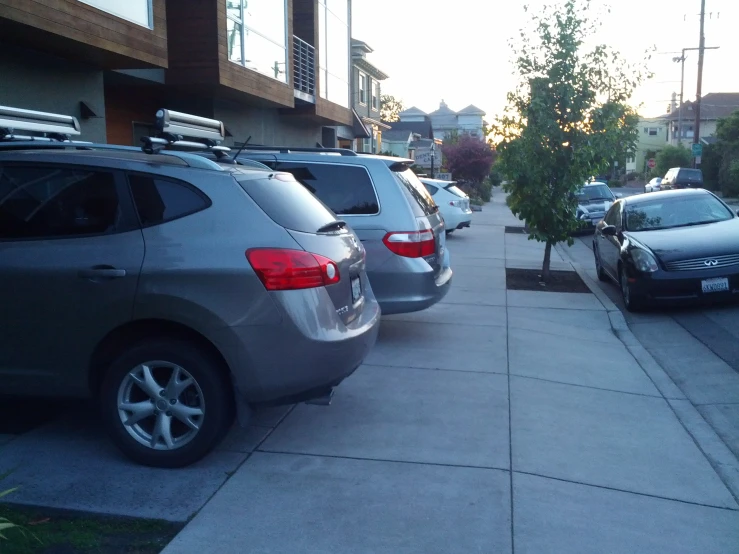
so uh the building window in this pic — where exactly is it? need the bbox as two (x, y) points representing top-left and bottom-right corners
(358, 72), (367, 104)
(78, 0), (152, 28)
(318, 0), (350, 108)
(226, 0), (288, 84)
(372, 82), (380, 110)
(647, 127), (659, 136)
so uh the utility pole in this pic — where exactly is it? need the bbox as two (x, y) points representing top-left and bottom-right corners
(693, 0), (706, 168)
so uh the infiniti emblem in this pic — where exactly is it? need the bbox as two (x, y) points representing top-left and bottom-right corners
(704, 259), (719, 267)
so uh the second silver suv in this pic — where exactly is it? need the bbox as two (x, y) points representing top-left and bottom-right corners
(230, 148), (454, 314)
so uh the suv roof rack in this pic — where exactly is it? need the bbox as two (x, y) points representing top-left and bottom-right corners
(141, 109), (231, 159)
(236, 145), (358, 156)
(0, 105), (82, 142)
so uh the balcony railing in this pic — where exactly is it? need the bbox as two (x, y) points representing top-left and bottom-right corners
(293, 35), (315, 98)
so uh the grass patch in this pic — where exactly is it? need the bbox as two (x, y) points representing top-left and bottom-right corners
(0, 504), (181, 554)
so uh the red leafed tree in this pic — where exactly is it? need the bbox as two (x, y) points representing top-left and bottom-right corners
(441, 134), (496, 183)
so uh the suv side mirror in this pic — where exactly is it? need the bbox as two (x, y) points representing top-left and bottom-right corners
(614, 192), (623, 198)
(601, 224), (618, 236)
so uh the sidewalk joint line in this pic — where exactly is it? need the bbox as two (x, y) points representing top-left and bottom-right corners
(381, 318), (507, 330)
(253, 449), (511, 473)
(362, 362), (508, 377)
(504, 206), (516, 554)
(509, 373), (664, 399)
(514, 470), (739, 512)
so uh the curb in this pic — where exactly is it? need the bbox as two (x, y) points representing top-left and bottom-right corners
(556, 243), (739, 505)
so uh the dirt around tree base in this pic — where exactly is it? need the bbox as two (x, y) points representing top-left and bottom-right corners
(505, 268), (591, 293)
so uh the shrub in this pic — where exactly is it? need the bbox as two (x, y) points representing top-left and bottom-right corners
(608, 179), (622, 188)
(655, 145), (692, 176)
(626, 172), (637, 181)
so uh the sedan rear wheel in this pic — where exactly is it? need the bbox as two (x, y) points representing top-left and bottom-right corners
(100, 339), (234, 468)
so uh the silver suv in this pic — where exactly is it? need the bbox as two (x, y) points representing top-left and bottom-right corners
(0, 107), (380, 467)
(228, 148), (453, 314)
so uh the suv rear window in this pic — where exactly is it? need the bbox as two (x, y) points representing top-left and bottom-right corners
(446, 185), (466, 198)
(679, 169), (703, 181)
(234, 172), (341, 233)
(271, 162), (379, 215)
(393, 168), (438, 217)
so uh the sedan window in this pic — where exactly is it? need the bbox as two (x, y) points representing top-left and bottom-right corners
(576, 184), (614, 202)
(625, 194), (734, 231)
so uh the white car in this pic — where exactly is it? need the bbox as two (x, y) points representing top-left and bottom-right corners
(420, 178), (473, 234)
(644, 177), (662, 193)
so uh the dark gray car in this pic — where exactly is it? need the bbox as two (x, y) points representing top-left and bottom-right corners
(0, 107), (380, 467)
(226, 148), (453, 314)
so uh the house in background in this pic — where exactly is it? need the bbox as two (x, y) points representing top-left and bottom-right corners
(386, 107), (435, 141)
(662, 92), (739, 147)
(381, 129), (420, 158)
(0, 0), (356, 148)
(348, 38), (389, 153)
(395, 101), (486, 142)
(625, 118), (669, 174)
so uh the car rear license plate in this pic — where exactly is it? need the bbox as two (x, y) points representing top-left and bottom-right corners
(351, 276), (362, 303)
(701, 277), (729, 294)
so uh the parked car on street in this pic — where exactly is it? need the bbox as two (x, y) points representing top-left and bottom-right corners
(644, 177), (662, 193)
(0, 106), (381, 468)
(593, 188), (739, 311)
(574, 181), (623, 232)
(222, 148), (453, 315)
(419, 177), (472, 234)
(660, 167), (704, 190)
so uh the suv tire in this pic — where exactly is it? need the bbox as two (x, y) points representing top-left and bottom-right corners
(100, 338), (233, 468)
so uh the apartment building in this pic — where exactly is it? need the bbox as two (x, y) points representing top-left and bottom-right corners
(0, 0), (354, 147)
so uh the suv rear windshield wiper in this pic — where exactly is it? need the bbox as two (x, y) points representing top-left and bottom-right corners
(317, 220), (347, 233)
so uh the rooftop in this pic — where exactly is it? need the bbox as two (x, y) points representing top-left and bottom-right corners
(662, 92), (739, 122)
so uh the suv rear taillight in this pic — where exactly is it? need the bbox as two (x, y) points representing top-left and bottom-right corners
(382, 230), (435, 258)
(246, 248), (340, 290)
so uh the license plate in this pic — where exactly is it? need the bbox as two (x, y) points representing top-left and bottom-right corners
(701, 277), (729, 294)
(351, 276), (362, 303)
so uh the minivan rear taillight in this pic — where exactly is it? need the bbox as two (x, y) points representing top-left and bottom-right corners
(246, 248), (340, 290)
(382, 230), (435, 258)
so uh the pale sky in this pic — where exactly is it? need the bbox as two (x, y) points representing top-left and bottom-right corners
(352, 0), (738, 121)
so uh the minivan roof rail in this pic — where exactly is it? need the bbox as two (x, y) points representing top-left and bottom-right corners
(0, 105), (81, 142)
(235, 145), (358, 156)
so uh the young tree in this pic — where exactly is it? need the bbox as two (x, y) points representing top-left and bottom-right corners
(442, 134), (496, 184)
(380, 95), (404, 122)
(495, 0), (648, 282)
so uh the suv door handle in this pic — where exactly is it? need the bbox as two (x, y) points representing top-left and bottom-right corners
(78, 266), (127, 279)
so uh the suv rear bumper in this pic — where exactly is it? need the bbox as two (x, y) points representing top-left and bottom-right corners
(210, 285), (381, 404)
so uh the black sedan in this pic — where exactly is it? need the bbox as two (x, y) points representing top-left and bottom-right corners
(592, 188), (739, 311)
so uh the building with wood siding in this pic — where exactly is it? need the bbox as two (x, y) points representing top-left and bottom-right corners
(0, 0), (355, 147)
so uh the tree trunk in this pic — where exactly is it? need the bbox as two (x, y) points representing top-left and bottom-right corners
(541, 242), (552, 283)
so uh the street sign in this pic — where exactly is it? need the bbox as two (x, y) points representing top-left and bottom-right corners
(647, 158), (656, 169)
(692, 143), (703, 157)
(695, 156), (702, 165)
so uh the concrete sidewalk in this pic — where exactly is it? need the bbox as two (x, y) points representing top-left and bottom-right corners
(156, 192), (738, 553)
